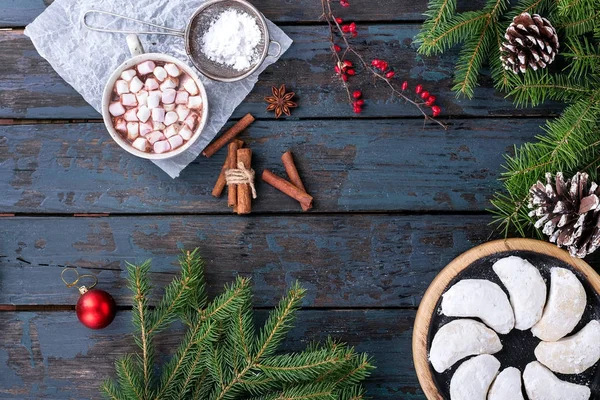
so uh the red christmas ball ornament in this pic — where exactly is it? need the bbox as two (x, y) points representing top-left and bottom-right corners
(62, 268), (116, 329)
(76, 287), (116, 329)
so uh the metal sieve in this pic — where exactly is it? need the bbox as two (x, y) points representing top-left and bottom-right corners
(83, 0), (281, 82)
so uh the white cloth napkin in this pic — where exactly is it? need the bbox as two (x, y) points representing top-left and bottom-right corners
(25, 0), (292, 178)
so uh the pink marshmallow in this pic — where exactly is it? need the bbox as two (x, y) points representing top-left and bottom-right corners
(153, 66), (167, 82)
(114, 117), (127, 133)
(136, 90), (149, 106)
(165, 124), (180, 138)
(115, 79), (129, 95)
(146, 131), (165, 144)
(153, 140), (171, 154)
(137, 60), (156, 75)
(162, 88), (177, 104)
(121, 69), (137, 82)
(139, 122), (153, 136)
(164, 103), (176, 112)
(132, 137), (148, 152)
(124, 108), (139, 122)
(184, 114), (197, 130)
(168, 135), (184, 150)
(164, 111), (179, 126)
(187, 96), (203, 109)
(152, 107), (165, 122)
(126, 122), (139, 141)
(165, 63), (181, 77)
(137, 105), (151, 123)
(121, 93), (137, 107)
(179, 125), (193, 140)
(181, 74), (199, 95)
(160, 77), (178, 91)
(148, 91), (162, 109)
(175, 91), (189, 105)
(129, 76), (144, 93)
(145, 78), (159, 91)
(153, 121), (166, 131)
(109, 102), (126, 117)
(176, 105), (190, 121)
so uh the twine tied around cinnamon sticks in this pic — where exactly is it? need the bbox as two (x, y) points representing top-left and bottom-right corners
(225, 162), (257, 199)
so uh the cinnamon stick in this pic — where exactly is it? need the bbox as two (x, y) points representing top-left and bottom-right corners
(262, 170), (313, 211)
(227, 141), (244, 208)
(212, 140), (244, 198)
(202, 113), (255, 158)
(236, 148), (253, 214)
(281, 151), (311, 211)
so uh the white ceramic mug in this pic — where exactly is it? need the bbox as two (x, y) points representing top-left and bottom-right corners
(101, 34), (209, 160)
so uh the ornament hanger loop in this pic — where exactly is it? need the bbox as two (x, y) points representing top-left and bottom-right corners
(61, 267), (98, 290)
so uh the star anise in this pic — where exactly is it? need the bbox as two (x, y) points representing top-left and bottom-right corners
(265, 84), (297, 118)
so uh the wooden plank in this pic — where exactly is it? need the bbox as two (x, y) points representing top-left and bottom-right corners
(0, 118), (535, 213)
(0, 0), (490, 27)
(0, 26), (563, 120)
(0, 309), (422, 399)
(0, 214), (499, 308)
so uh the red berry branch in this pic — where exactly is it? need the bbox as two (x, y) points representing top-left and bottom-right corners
(321, 0), (446, 128)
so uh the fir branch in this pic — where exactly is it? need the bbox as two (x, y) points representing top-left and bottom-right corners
(256, 349), (348, 383)
(127, 261), (154, 399)
(113, 354), (144, 400)
(506, 71), (591, 107)
(414, 0), (457, 49)
(563, 37), (600, 79)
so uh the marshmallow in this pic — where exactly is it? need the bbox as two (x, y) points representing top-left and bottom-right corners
(181, 74), (199, 95)
(126, 122), (139, 140)
(121, 69), (137, 82)
(153, 140), (171, 154)
(184, 114), (197, 130)
(168, 135), (184, 150)
(121, 93), (137, 107)
(164, 103), (176, 112)
(124, 108), (139, 122)
(165, 63), (181, 77)
(153, 66), (168, 82)
(136, 90), (149, 106)
(152, 107), (165, 122)
(115, 80), (129, 95)
(139, 122), (153, 137)
(137, 106), (151, 123)
(137, 60), (156, 75)
(175, 91), (189, 105)
(132, 137), (148, 152)
(164, 111), (179, 126)
(129, 76), (144, 93)
(145, 78), (159, 91)
(165, 124), (180, 138)
(153, 121), (166, 131)
(160, 77), (178, 91)
(179, 125), (193, 140)
(176, 105), (190, 121)
(114, 118), (127, 133)
(148, 91), (162, 109)
(146, 131), (165, 144)
(188, 96), (203, 109)
(109, 102), (126, 117)
(162, 89), (177, 104)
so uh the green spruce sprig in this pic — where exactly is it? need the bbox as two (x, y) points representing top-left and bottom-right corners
(101, 249), (374, 400)
(418, 0), (600, 237)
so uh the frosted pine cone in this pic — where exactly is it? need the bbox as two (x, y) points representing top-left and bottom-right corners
(500, 12), (559, 74)
(529, 172), (600, 258)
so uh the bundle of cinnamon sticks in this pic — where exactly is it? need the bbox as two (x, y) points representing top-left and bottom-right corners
(208, 113), (255, 214)
(207, 112), (313, 213)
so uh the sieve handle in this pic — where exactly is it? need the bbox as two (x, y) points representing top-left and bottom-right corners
(267, 40), (282, 59)
(82, 10), (185, 37)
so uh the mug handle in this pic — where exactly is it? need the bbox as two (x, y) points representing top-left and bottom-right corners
(127, 34), (145, 57)
(267, 40), (282, 59)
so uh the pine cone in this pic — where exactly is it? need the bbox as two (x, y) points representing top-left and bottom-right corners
(529, 172), (600, 258)
(500, 12), (559, 74)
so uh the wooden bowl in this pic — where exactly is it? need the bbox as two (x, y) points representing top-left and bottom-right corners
(412, 238), (600, 400)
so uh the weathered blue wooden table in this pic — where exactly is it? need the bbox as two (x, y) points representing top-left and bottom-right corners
(0, 1), (578, 398)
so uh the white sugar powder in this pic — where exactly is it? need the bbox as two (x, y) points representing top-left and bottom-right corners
(201, 10), (261, 71)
